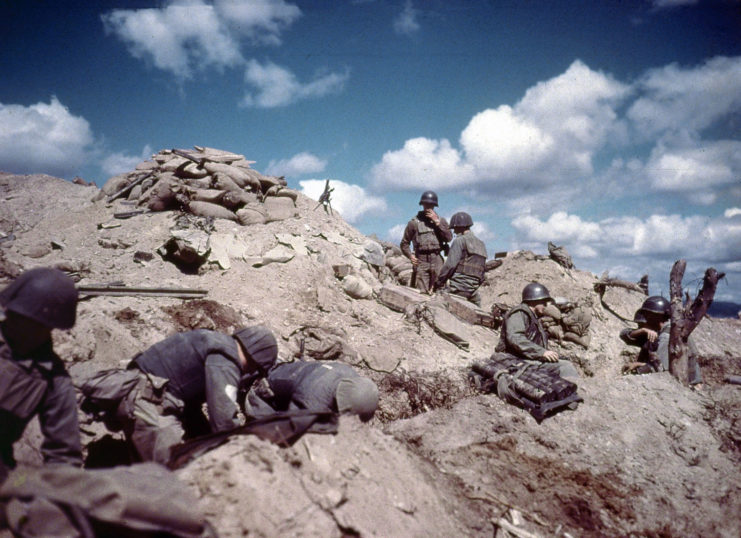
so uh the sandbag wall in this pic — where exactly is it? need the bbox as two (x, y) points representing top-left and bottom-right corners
(96, 146), (299, 225)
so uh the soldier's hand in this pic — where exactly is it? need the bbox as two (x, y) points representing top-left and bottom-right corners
(542, 350), (559, 362)
(642, 328), (658, 343)
(424, 208), (440, 225)
(410, 255), (419, 266)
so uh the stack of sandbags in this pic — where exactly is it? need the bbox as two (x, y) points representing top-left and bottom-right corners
(382, 244), (413, 286)
(539, 300), (592, 349)
(96, 146), (299, 225)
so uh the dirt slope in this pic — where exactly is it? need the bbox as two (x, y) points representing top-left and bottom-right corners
(1, 171), (740, 537)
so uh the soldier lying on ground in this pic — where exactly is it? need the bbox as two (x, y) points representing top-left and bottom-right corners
(247, 360), (379, 431)
(620, 296), (702, 387)
(495, 282), (579, 379)
(81, 325), (278, 464)
(400, 190), (452, 294)
(0, 268), (83, 482)
(432, 211), (487, 306)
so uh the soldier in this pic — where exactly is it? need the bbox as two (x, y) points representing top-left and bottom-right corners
(620, 296), (702, 386)
(81, 325), (278, 464)
(496, 282), (579, 378)
(432, 211), (487, 305)
(248, 360), (379, 425)
(0, 268), (82, 481)
(400, 191), (453, 293)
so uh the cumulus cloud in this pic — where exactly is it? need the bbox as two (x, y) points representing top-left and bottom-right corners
(627, 56), (741, 137)
(241, 60), (349, 107)
(650, 0), (699, 9)
(101, 1), (244, 79)
(371, 137), (475, 190)
(299, 179), (386, 223)
(214, 0), (301, 44)
(101, 145), (153, 177)
(386, 223), (406, 243)
(371, 60), (629, 193)
(393, 1), (420, 35)
(264, 152), (327, 177)
(725, 208), (741, 218)
(512, 211), (741, 265)
(0, 97), (94, 178)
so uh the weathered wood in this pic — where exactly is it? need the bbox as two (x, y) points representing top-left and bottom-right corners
(668, 261), (724, 385)
(593, 278), (644, 294)
(377, 284), (428, 312)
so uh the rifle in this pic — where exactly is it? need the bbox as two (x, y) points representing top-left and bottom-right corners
(167, 409), (337, 469)
(77, 284), (208, 299)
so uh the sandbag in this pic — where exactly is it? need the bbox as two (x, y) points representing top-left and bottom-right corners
(203, 162), (261, 191)
(237, 206), (267, 225)
(342, 275), (373, 299)
(264, 197), (298, 222)
(187, 200), (239, 222)
(186, 188), (225, 205)
(212, 173), (243, 193)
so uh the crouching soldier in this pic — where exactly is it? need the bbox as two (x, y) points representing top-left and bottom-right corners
(0, 268), (82, 482)
(620, 296), (702, 386)
(81, 325), (278, 464)
(496, 282), (579, 379)
(432, 211), (487, 305)
(248, 361), (379, 429)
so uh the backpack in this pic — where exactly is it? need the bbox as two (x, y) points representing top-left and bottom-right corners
(470, 353), (582, 423)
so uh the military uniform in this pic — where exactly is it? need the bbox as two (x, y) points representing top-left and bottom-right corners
(496, 303), (579, 378)
(434, 229), (487, 305)
(620, 323), (702, 384)
(400, 212), (452, 293)
(0, 333), (82, 479)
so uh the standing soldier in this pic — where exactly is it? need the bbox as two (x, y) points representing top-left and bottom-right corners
(400, 191), (452, 293)
(0, 268), (82, 482)
(433, 211), (487, 306)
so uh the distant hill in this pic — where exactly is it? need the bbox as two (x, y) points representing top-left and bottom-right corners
(708, 301), (741, 318)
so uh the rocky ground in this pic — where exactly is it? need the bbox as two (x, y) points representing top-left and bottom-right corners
(1, 170), (740, 537)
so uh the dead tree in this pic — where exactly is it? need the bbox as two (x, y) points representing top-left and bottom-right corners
(668, 260), (724, 385)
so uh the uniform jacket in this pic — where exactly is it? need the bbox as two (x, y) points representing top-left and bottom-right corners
(0, 330), (82, 470)
(267, 361), (360, 413)
(495, 304), (549, 361)
(130, 329), (243, 432)
(400, 212), (452, 258)
(434, 230), (487, 289)
(620, 323), (702, 383)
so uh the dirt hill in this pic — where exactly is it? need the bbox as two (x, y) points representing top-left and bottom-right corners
(1, 168), (740, 537)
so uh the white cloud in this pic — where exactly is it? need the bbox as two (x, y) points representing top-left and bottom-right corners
(101, 145), (154, 177)
(102, 1), (244, 79)
(241, 60), (349, 107)
(386, 223), (406, 243)
(471, 221), (495, 242)
(650, 0), (699, 9)
(725, 208), (741, 218)
(0, 97), (94, 178)
(265, 152), (327, 177)
(299, 179), (387, 223)
(371, 60), (629, 193)
(627, 56), (741, 137)
(370, 137), (475, 190)
(214, 0), (301, 45)
(393, 1), (420, 35)
(512, 211), (741, 265)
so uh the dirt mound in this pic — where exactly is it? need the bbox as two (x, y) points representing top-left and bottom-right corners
(2, 169), (740, 537)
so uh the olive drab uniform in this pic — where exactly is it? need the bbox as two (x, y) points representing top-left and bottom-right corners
(434, 230), (487, 305)
(400, 212), (452, 293)
(496, 303), (579, 378)
(0, 334), (83, 480)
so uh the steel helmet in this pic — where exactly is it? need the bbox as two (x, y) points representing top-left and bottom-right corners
(522, 282), (552, 303)
(639, 296), (670, 317)
(335, 376), (379, 422)
(450, 212), (473, 228)
(233, 325), (278, 374)
(0, 267), (78, 329)
(633, 310), (648, 324)
(418, 191), (439, 207)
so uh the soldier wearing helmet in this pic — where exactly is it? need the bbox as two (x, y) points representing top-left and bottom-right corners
(495, 282), (579, 378)
(81, 324), (278, 464)
(620, 296), (702, 385)
(246, 360), (379, 429)
(0, 268), (82, 479)
(399, 191), (452, 293)
(432, 212), (487, 305)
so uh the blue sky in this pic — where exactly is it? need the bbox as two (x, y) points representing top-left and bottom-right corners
(1, 0), (740, 301)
